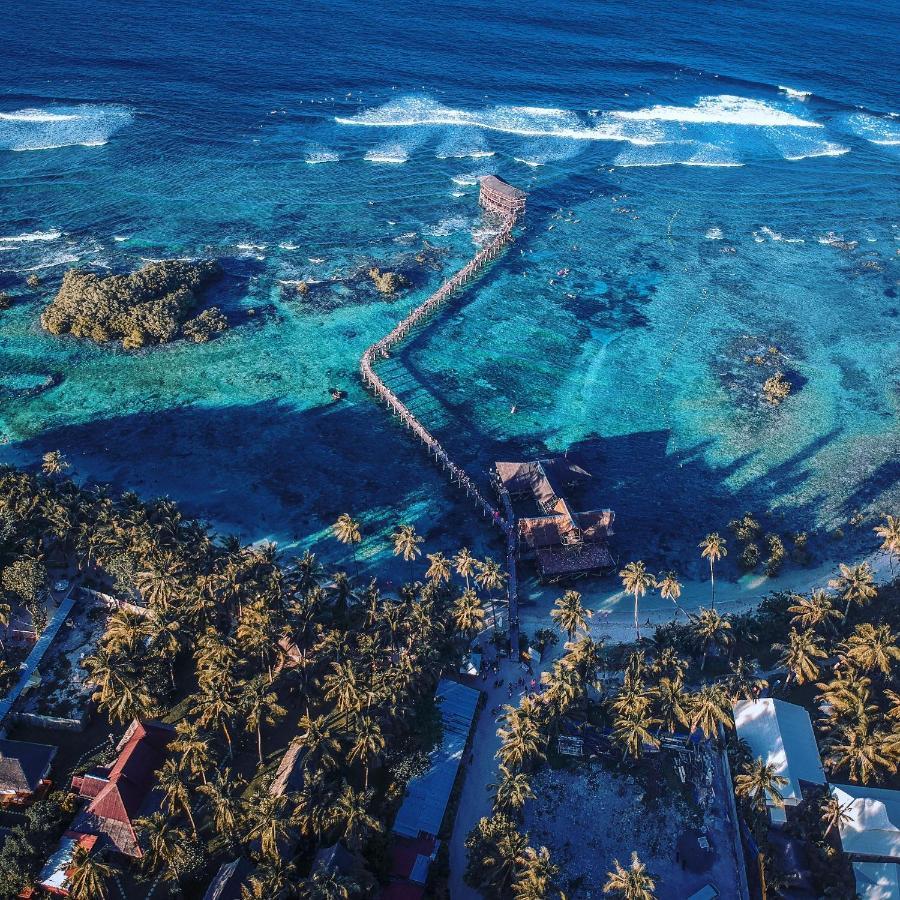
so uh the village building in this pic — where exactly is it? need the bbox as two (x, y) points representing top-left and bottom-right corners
(68, 719), (175, 857)
(494, 458), (615, 580)
(0, 738), (57, 804)
(478, 175), (527, 218)
(830, 783), (900, 862)
(385, 679), (479, 899)
(852, 860), (900, 900)
(732, 698), (826, 819)
(202, 857), (255, 900)
(37, 832), (98, 896)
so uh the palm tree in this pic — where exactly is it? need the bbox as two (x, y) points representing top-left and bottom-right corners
(513, 846), (557, 900)
(347, 715), (385, 790)
(453, 547), (478, 589)
(490, 765), (536, 815)
(452, 589), (486, 638)
(829, 562), (877, 618)
(840, 623), (900, 676)
(603, 852), (657, 899)
(66, 846), (115, 900)
(135, 813), (190, 884)
(874, 514), (900, 572)
(699, 533), (727, 607)
(475, 557), (507, 632)
(734, 757), (788, 813)
(825, 721), (897, 784)
(689, 684), (733, 742)
(244, 858), (299, 900)
(425, 552), (451, 585)
(653, 676), (689, 735)
(821, 792), (854, 838)
(41, 449), (70, 478)
(550, 590), (592, 642)
(329, 782), (382, 850)
(244, 791), (294, 861)
(332, 513), (362, 574)
(171, 720), (214, 785)
(158, 758), (199, 836)
(613, 709), (660, 760)
(191, 686), (237, 755)
(723, 657), (768, 701)
(657, 571), (683, 620)
(296, 714), (342, 773)
(689, 607), (733, 671)
(241, 676), (288, 765)
(196, 767), (246, 844)
(787, 589), (842, 632)
(619, 561), (655, 640)
(481, 820), (528, 896)
(775, 628), (828, 686)
(392, 524), (423, 562)
(496, 704), (546, 772)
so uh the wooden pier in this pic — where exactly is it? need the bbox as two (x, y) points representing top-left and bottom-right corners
(359, 176), (526, 652)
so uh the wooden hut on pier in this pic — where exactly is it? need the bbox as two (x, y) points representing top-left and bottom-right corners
(494, 458), (615, 581)
(479, 175), (527, 219)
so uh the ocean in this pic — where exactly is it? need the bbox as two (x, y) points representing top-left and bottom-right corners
(1, 0), (898, 581)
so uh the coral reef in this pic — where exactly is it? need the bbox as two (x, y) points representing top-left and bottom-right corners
(40, 259), (223, 349)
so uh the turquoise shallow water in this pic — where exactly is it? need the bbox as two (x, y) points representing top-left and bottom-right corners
(1, 0), (898, 578)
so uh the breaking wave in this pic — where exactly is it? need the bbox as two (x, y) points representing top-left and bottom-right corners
(609, 95), (821, 128)
(364, 144), (409, 163)
(305, 150), (340, 164)
(0, 104), (132, 152)
(0, 229), (61, 243)
(840, 113), (900, 146)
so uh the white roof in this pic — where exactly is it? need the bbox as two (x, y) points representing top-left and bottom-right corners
(854, 862), (900, 900)
(733, 699), (825, 803)
(832, 784), (900, 859)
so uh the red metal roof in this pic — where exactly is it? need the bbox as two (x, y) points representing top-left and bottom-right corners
(72, 719), (174, 856)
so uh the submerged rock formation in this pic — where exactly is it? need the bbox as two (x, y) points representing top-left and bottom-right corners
(41, 259), (224, 349)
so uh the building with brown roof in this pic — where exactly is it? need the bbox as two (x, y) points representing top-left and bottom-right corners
(495, 458), (615, 580)
(69, 719), (175, 857)
(0, 738), (57, 803)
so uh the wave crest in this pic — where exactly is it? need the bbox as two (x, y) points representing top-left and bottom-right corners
(0, 103), (132, 152)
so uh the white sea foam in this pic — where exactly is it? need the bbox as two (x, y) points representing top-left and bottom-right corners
(0, 229), (61, 243)
(427, 216), (469, 237)
(337, 95), (639, 143)
(451, 173), (480, 186)
(840, 113), (900, 146)
(236, 242), (268, 252)
(113, 235), (130, 242)
(755, 226), (805, 244)
(611, 95), (821, 128)
(778, 86), (811, 100)
(0, 104), (132, 152)
(279, 242), (301, 250)
(705, 227), (724, 240)
(783, 144), (849, 160)
(305, 150), (339, 164)
(514, 157), (542, 167)
(614, 140), (743, 168)
(0, 109), (79, 122)
(364, 144), (408, 163)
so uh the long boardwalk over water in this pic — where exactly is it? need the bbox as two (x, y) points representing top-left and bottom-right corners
(359, 176), (526, 651)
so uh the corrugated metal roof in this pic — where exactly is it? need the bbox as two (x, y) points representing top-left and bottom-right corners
(733, 698), (825, 804)
(392, 679), (479, 838)
(0, 592), (77, 727)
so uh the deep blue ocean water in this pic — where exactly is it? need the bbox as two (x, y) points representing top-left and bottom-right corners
(1, 0), (898, 578)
